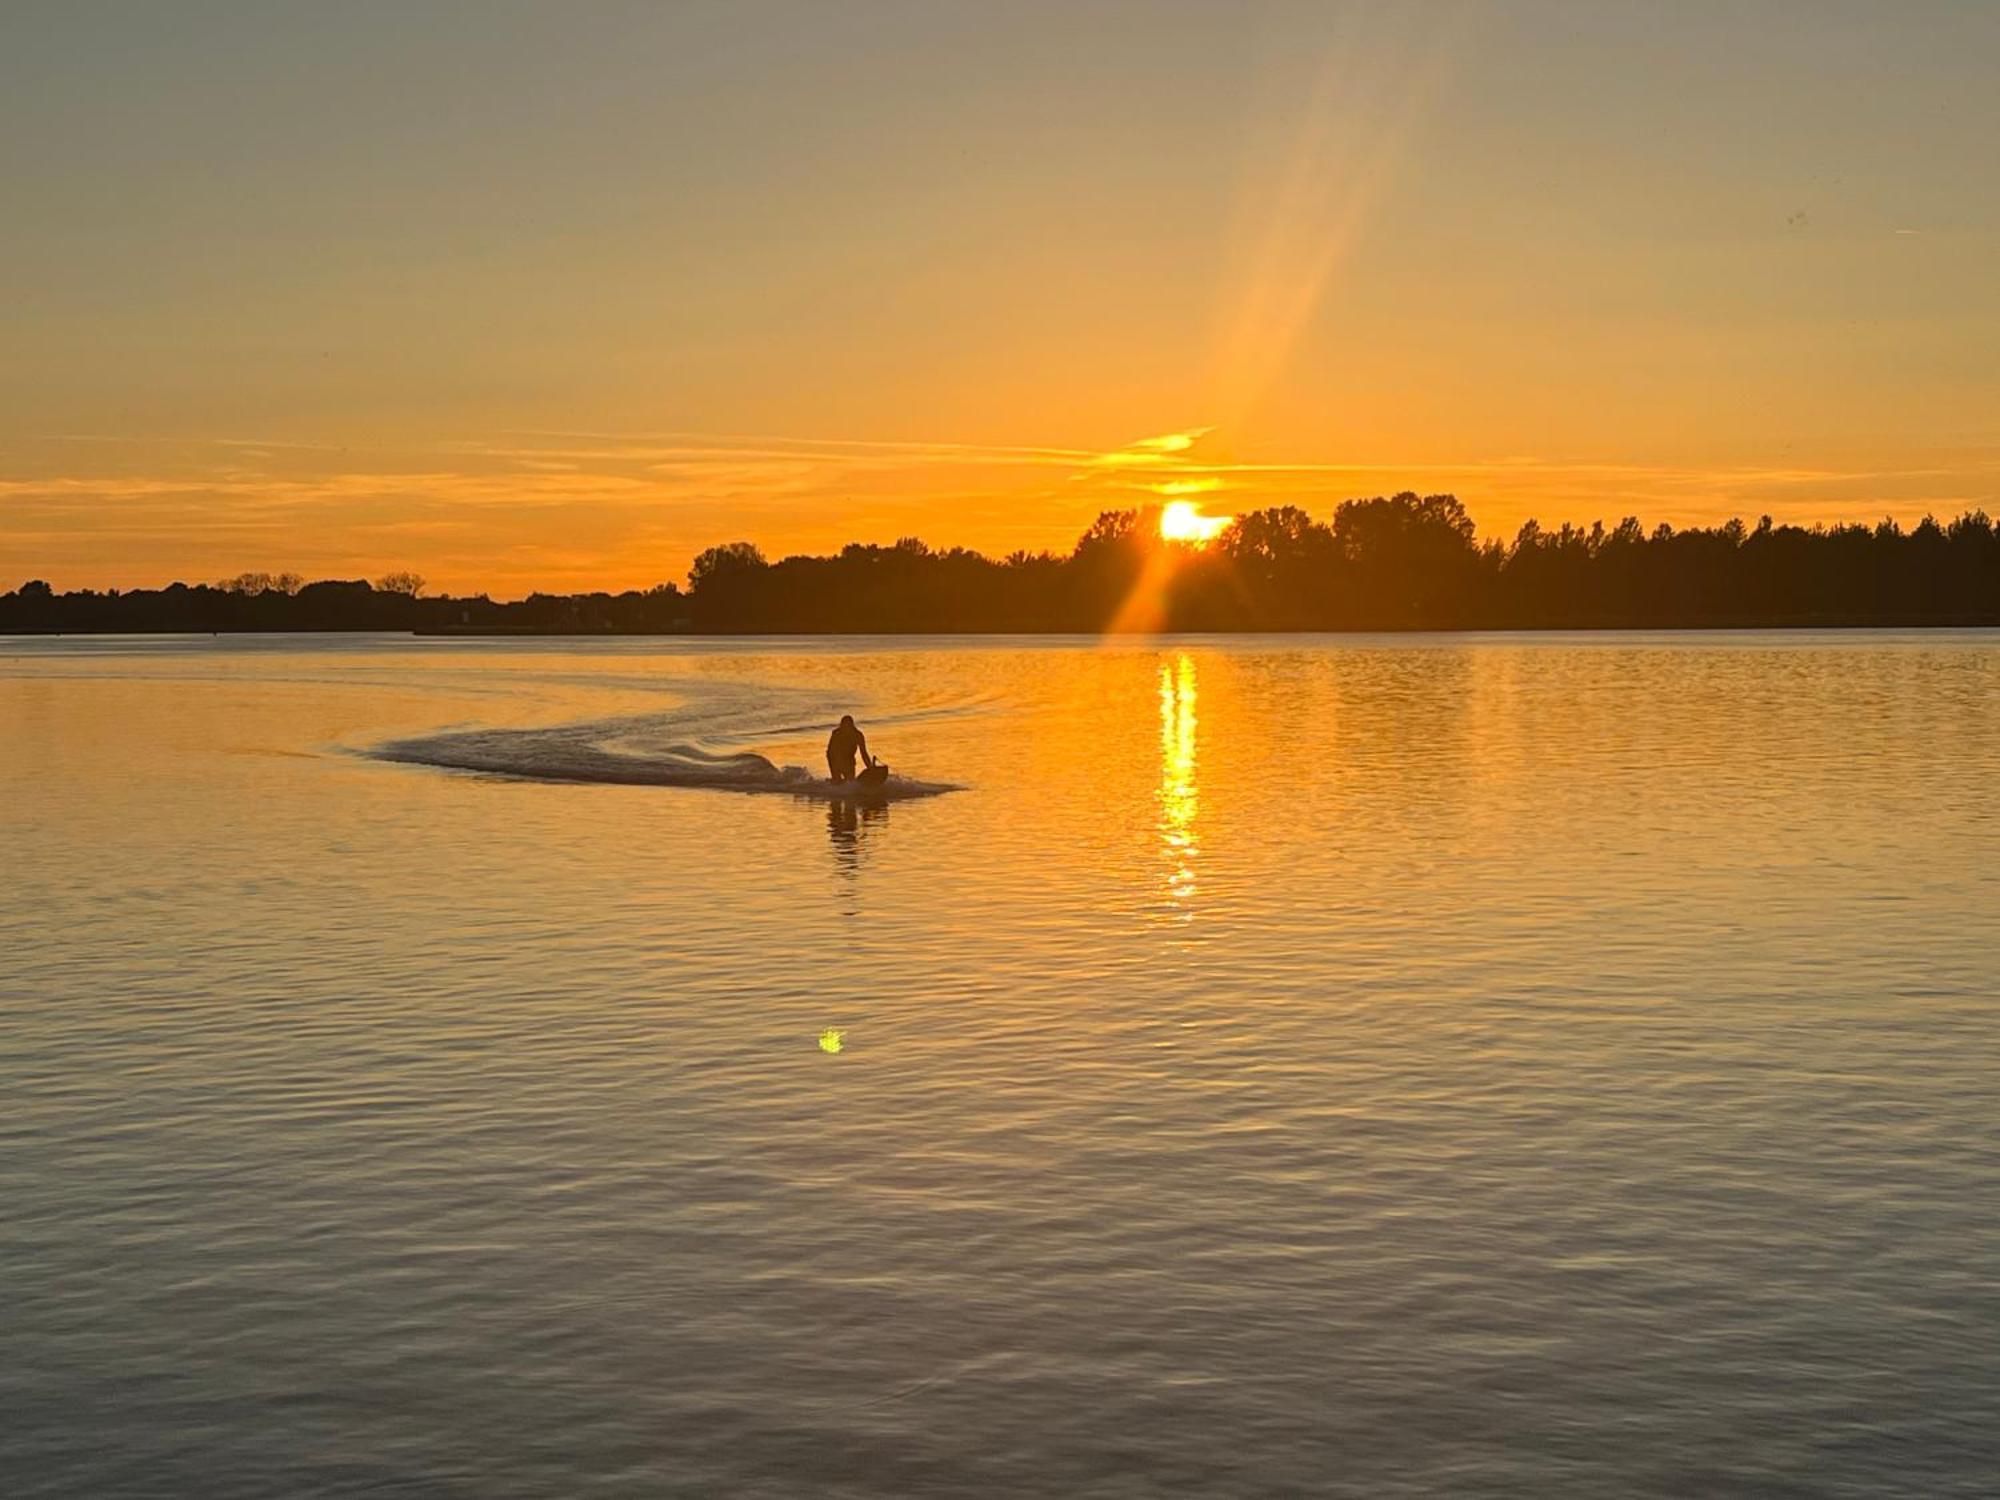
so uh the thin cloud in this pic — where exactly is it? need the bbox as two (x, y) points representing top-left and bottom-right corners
(10, 424), (1997, 595)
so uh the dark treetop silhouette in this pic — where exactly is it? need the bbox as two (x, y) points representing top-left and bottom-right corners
(7, 495), (1999, 634)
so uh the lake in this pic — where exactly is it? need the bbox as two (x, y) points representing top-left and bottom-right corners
(5, 631), (1999, 1497)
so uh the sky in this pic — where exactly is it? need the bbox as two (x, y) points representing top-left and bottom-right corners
(3, 0), (1997, 595)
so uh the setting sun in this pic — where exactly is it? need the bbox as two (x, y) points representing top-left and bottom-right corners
(1159, 501), (1232, 546)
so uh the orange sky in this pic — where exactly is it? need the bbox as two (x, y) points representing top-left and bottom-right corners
(4, 3), (1996, 595)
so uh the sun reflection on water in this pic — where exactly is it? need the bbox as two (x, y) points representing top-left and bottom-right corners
(1158, 653), (1199, 915)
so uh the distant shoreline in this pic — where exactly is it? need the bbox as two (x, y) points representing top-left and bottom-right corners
(9, 495), (1997, 636)
(5, 614), (1999, 640)
(405, 616), (2000, 635)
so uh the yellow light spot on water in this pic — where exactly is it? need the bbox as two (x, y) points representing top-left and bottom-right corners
(819, 1028), (846, 1054)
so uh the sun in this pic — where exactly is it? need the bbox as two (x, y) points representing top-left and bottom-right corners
(1159, 500), (1231, 546)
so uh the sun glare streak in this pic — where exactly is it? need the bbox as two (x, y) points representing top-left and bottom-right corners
(1158, 654), (1200, 916)
(1211, 12), (1469, 428)
(1105, 543), (1179, 634)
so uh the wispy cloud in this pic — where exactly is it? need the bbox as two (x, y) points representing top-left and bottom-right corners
(6, 427), (1995, 594)
(1083, 429), (1217, 470)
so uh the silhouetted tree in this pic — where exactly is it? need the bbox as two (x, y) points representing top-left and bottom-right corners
(9, 498), (1999, 634)
(1333, 492), (1482, 624)
(686, 542), (770, 629)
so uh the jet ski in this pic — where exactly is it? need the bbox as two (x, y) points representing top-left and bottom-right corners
(838, 762), (891, 794)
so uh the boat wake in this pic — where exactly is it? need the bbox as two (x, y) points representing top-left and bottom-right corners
(370, 713), (956, 799)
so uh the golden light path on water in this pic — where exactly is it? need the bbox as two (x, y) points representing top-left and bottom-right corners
(1158, 653), (1200, 916)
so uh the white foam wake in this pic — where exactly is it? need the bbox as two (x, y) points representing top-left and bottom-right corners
(371, 716), (954, 799)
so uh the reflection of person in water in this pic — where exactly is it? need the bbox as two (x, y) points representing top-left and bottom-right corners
(827, 796), (887, 876)
(825, 715), (874, 783)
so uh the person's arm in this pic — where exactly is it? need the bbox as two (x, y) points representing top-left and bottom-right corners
(858, 730), (873, 768)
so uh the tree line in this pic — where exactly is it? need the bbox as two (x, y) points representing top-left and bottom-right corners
(6, 493), (1999, 634)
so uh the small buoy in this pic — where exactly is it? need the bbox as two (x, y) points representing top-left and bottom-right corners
(819, 1028), (846, 1055)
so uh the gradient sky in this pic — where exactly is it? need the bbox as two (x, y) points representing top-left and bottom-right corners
(4, 0), (1997, 594)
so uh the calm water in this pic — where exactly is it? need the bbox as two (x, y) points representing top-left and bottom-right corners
(5, 631), (1999, 1498)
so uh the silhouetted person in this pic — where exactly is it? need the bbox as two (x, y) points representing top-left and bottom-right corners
(825, 715), (874, 782)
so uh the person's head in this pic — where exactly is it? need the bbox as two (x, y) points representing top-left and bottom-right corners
(839, 715), (855, 729)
